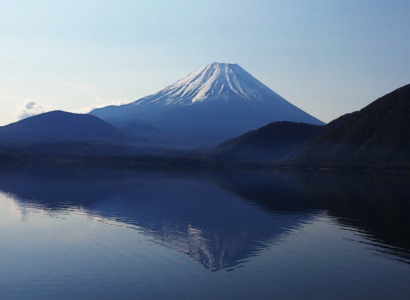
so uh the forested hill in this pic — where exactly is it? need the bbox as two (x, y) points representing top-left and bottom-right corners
(213, 121), (323, 161)
(293, 83), (410, 169)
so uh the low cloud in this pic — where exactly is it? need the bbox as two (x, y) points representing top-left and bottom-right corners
(71, 98), (131, 114)
(15, 98), (131, 121)
(16, 100), (50, 120)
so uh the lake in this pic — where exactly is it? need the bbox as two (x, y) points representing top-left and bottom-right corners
(0, 164), (409, 300)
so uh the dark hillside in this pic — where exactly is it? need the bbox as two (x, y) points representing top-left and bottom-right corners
(213, 121), (323, 161)
(0, 111), (127, 146)
(293, 84), (410, 169)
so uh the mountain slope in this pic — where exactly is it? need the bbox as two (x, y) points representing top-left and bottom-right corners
(293, 83), (410, 169)
(0, 111), (127, 146)
(90, 63), (324, 148)
(213, 121), (323, 161)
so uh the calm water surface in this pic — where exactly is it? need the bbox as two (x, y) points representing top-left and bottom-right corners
(0, 164), (409, 299)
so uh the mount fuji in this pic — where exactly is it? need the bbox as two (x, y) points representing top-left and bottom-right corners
(90, 62), (324, 148)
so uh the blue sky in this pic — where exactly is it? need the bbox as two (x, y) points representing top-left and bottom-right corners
(1, 0), (409, 125)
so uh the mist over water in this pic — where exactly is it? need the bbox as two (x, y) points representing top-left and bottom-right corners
(0, 164), (409, 299)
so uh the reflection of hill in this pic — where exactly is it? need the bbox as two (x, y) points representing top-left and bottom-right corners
(292, 171), (410, 261)
(0, 164), (126, 208)
(204, 170), (410, 263)
(0, 164), (310, 271)
(2, 165), (409, 267)
(208, 170), (317, 213)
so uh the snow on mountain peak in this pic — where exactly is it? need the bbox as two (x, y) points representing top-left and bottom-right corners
(89, 62), (325, 147)
(134, 62), (283, 106)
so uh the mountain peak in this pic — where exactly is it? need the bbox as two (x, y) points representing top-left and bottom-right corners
(133, 62), (280, 106)
(90, 63), (323, 148)
(209, 62), (238, 68)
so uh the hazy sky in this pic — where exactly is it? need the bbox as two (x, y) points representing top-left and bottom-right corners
(1, 0), (409, 125)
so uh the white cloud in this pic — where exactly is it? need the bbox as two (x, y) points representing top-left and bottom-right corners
(14, 98), (132, 121)
(16, 100), (51, 120)
(70, 98), (132, 114)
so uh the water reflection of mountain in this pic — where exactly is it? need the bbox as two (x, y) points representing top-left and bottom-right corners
(1, 164), (409, 268)
(208, 170), (318, 213)
(293, 171), (410, 262)
(211, 169), (410, 263)
(0, 164), (311, 271)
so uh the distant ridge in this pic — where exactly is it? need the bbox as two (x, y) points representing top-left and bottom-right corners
(213, 121), (323, 161)
(0, 111), (126, 146)
(90, 62), (324, 148)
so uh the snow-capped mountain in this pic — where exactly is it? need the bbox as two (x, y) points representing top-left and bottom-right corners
(90, 62), (324, 148)
(134, 62), (290, 105)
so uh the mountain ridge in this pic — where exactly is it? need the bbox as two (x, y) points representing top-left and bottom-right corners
(90, 62), (324, 147)
(212, 121), (323, 161)
(292, 83), (410, 169)
(0, 110), (127, 146)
